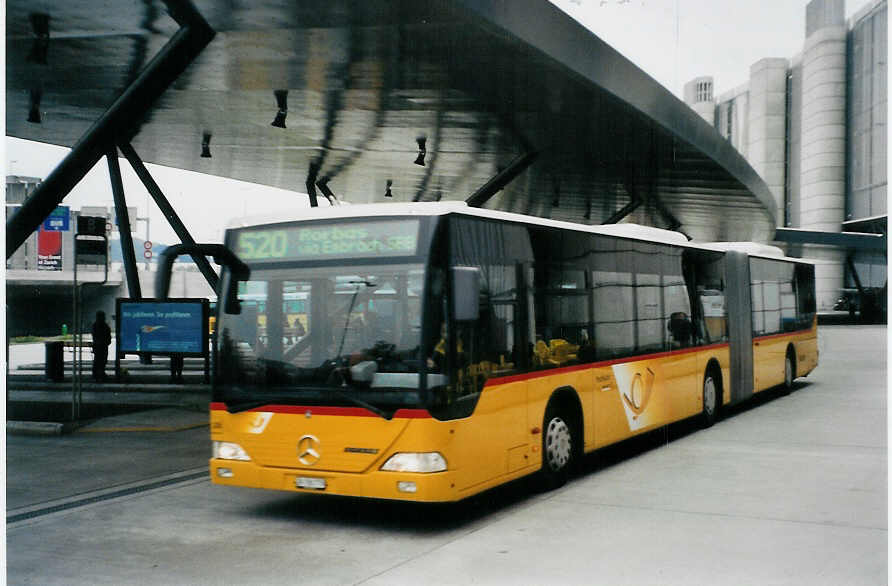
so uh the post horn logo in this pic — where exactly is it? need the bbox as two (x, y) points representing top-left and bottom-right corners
(297, 434), (320, 466)
(622, 368), (655, 420)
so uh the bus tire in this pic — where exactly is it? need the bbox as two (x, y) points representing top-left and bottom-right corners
(782, 346), (796, 395)
(701, 365), (721, 428)
(540, 403), (577, 489)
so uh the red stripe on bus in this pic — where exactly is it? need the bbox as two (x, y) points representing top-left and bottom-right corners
(485, 342), (730, 386)
(209, 342), (736, 413)
(209, 402), (431, 419)
(753, 328), (814, 343)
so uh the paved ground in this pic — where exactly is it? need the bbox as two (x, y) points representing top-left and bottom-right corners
(5, 325), (887, 585)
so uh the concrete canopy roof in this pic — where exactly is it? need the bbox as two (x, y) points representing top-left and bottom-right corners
(6, 0), (777, 242)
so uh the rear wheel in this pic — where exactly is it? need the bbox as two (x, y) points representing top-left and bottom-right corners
(782, 349), (796, 394)
(701, 370), (719, 428)
(541, 404), (575, 489)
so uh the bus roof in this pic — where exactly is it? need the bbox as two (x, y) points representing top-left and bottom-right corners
(227, 201), (811, 263)
(228, 201), (689, 245)
(226, 201), (468, 229)
(697, 242), (785, 258)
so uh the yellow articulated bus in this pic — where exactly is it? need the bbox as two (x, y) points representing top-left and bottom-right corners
(203, 202), (817, 502)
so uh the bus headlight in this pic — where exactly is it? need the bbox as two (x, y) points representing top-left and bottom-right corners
(380, 452), (447, 473)
(213, 441), (251, 461)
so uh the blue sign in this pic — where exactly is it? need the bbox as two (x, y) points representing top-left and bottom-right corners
(42, 206), (70, 231)
(118, 300), (206, 355)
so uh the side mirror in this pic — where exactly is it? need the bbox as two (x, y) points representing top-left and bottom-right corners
(156, 243), (250, 315)
(222, 273), (244, 315)
(452, 267), (480, 322)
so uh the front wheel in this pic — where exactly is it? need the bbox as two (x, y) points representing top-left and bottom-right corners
(540, 405), (575, 489)
(701, 371), (719, 428)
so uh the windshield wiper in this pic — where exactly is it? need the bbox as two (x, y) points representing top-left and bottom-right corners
(331, 389), (393, 420)
(223, 387), (311, 414)
(226, 400), (273, 414)
(223, 390), (392, 419)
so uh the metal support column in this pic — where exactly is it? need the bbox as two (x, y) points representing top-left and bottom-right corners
(846, 254), (864, 294)
(119, 142), (219, 292)
(306, 162), (320, 208)
(603, 163), (643, 224)
(6, 0), (215, 257)
(466, 152), (538, 208)
(107, 148), (142, 298)
(602, 189), (642, 224)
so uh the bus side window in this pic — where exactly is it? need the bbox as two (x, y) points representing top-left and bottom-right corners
(592, 264), (635, 361)
(662, 247), (692, 349)
(668, 311), (693, 347)
(795, 264), (816, 328)
(535, 265), (588, 367)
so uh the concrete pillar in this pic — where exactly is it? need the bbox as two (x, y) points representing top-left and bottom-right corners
(747, 58), (789, 227)
(799, 0), (847, 310)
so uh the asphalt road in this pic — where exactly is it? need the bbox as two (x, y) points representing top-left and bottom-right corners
(6, 325), (887, 585)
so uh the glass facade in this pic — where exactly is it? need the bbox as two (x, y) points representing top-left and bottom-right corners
(847, 3), (887, 220)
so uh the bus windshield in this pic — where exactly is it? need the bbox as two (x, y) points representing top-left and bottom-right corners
(216, 262), (427, 415)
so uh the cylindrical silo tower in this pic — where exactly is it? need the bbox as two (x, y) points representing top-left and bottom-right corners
(799, 0), (847, 309)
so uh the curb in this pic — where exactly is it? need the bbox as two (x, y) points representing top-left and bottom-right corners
(78, 422), (209, 433)
(6, 420), (85, 436)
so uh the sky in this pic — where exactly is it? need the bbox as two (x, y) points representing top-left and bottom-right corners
(4, 0), (876, 244)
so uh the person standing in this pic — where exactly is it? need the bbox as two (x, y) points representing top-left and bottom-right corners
(170, 355), (184, 383)
(91, 310), (111, 382)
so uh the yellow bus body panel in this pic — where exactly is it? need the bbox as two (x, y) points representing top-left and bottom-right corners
(211, 407), (462, 501)
(753, 325), (818, 392)
(209, 323), (819, 502)
(209, 343), (751, 502)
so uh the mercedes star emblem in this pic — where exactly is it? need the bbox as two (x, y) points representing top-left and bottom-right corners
(297, 434), (320, 466)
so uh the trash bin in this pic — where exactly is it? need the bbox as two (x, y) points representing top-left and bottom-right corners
(45, 341), (64, 382)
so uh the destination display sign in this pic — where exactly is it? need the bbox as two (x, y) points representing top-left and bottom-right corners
(233, 219), (420, 262)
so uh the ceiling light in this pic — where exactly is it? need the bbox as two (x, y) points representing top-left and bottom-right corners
(271, 89), (287, 128)
(414, 136), (427, 167)
(201, 132), (212, 158)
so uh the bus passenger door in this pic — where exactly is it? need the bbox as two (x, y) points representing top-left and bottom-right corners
(451, 264), (530, 491)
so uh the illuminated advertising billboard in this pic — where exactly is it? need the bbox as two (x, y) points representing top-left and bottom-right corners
(116, 299), (209, 356)
(37, 228), (62, 270)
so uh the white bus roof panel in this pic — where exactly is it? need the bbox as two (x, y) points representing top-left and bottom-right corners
(227, 202), (814, 264)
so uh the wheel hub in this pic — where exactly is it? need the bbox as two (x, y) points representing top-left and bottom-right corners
(703, 377), (716, 415)
(545, 417), (571, 471)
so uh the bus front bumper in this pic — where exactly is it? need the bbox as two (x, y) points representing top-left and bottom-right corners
(209, 458), (460, 502)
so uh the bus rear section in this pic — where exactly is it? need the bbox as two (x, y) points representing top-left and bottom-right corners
(722, 249), (818, 403)
(749, 257), (818, 393)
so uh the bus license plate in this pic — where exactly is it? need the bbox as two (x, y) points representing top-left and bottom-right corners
(296, 476), (326, 490)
